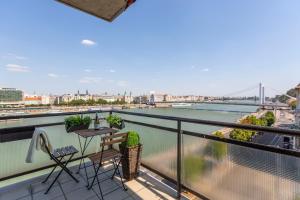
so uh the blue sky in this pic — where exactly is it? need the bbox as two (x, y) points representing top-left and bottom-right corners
(0, 0), (300, 97)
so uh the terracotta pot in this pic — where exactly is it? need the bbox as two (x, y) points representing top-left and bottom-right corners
(119, 144), (142, 181)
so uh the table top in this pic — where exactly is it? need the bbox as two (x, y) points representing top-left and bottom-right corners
(74, 127), (118, 138)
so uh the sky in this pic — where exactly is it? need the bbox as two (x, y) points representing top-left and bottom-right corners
(0, 0), (300, 97)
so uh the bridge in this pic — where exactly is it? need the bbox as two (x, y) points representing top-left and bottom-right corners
(152, 83), (293, 109)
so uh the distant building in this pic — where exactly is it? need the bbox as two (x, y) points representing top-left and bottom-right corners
(24, 95), (50, 105)
(149, 92), (165, 103)
(96, 95), (116, 102)
(41, 95), (50, 105)
(73, 93), (91, 101)
(133, 95), (148, 104)
(123, 96), (133, 103)
(0, 88), (23, 106)
(61, 94), (74, 103)
(24, 95), (42, 105)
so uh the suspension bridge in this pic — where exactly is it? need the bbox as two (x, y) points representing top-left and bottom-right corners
(154, 83), (293, 109)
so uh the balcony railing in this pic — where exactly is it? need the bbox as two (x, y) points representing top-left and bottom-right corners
(1, 109), (300, 199)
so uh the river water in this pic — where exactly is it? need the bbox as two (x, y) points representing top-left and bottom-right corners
(0, 104), (256, 183)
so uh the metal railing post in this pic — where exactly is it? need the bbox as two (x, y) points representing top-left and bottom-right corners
(177, 120), (182, 199)
(108, 110), (113, 149)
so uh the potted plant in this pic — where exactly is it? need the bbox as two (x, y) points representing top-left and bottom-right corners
(119, 131), (142, 181)
(65, 115), (92, 133)
(106, 114), (125, 129)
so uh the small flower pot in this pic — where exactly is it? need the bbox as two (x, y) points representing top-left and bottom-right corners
(111, 120), (125, 130)
(119, 144), (142, 181)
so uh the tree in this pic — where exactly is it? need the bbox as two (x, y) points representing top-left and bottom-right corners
(97, 99), (108, 105)
(263, 111), (275, 126)
(290, 100), (297, 110)
(230, 129), (253, 141)
(69, 99), (86, 106)
(86, 99), (96, 106)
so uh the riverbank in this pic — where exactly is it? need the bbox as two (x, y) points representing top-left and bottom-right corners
(217, 109), (267, 137)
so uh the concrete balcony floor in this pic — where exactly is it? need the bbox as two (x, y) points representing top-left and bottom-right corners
(0, 163), (194, 200)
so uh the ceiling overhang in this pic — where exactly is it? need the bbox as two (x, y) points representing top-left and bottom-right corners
(56, 0), (136, 22)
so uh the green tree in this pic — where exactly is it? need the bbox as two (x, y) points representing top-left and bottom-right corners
(97, 99), (108, 105)
(69, 99), (86, 106)
(230, 129), (254, 142)
(263, 111), (275, 126)
(290, 100), (297, 110)
(86, 99), (96, 106)
(213, 131), (224, 138)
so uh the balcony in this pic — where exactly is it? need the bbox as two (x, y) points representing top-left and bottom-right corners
(1, 109), (300, 200)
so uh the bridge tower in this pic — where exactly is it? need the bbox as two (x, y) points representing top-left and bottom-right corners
(259, 83), (263, 104)
(262, 86), (265, 104)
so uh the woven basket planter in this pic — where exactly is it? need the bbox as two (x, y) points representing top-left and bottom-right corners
(119, 144), (143, 181)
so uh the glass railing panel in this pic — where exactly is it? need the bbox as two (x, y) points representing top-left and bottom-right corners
(121, 122), (177, 180)
(182, 134), (300, 200)
(0, 123), (104, 184)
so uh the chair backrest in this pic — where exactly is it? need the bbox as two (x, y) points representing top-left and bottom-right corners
(101, 132), (128, 148)
(40, 134), (52, 156)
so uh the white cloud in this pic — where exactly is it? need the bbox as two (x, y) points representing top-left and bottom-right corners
(202, 68), (209, 72)
(109, 69), (116, 73)
(79, 77), (102, 84)
(81, 39), (96, 46)
(5, 64), (30, 72)
(117, 80), (128, 87)
(15, 56), (27, 60)
(48, 73), (59, 78)
(84, 69), (92, 73)
(3, 53), (28, 60)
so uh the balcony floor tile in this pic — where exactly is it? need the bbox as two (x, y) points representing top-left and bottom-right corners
(0, 165), (190, 200)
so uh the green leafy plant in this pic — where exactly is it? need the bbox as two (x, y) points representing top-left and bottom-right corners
(263, 111), (275, 126)
(106, 115), (123, 127)
(64, 115), (91, 131)
(121, 131), (140, 148)
(230, 129), (254, 141)
(213, 131), (224, 138)
(231, 113), (275, 141)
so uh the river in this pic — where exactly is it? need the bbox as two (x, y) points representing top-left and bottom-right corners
(0, 104), (256, 184)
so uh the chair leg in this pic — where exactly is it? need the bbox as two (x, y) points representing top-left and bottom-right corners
(94, 165), (104, 200)
(54, 154), (79, 183)
(44, 168), (64, 194)
(115, 158), (127, 191)
(83, 158), (89, 187)
(42, 157), (63, 183)
(88, 163), (100, 190)
(111, 158), (118, 179)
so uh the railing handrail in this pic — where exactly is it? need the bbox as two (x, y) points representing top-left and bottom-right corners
(1, 109), (300, 137)
(112, 109), (300, 137)
(0, 109), (110, 120)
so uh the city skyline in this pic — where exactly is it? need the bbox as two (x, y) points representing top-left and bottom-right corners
(1, 0), (300, 96)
